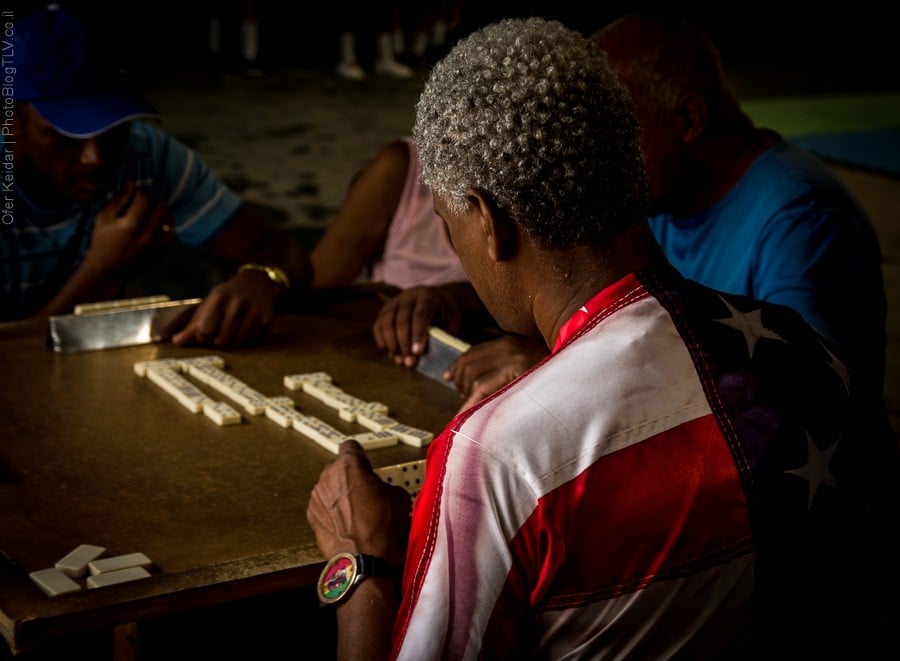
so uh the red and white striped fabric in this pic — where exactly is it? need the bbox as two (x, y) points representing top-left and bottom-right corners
(390, 266), (871, 659)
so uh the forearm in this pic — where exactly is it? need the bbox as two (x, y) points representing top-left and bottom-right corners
(239, 231), (314, 292)
(335, 577), (399, 661)
(310, 138), (406, 289)
(310, 234), (376, 288)
(206, 204), (314, 292)
(31, 259), (120, 317)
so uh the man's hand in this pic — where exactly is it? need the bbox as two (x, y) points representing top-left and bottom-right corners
(171, 268), (282, 348)
(372, 285), (466, 368)
(33, 181), (176, 318)
(86, 180), (175, 278)
(371, 285), (546, 411)
(307, 440), (411, 565)
(170, 202), (313, 348)
(448, 334), (549, 412)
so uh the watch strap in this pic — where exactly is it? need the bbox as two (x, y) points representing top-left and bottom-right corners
(355, 553), (402, 582)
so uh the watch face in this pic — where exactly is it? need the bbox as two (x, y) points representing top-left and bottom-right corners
(318, 553), (358, 605)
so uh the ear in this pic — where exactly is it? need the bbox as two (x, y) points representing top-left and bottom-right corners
(465, 189), (517, 262)
(673, 91), (708, 142)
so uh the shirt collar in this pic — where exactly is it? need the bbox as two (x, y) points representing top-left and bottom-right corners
(552, 272), (643, 352)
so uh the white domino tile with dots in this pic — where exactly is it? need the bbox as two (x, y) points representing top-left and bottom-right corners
(179, 355), (226, 371)
(350, 429), (399, 450)
(301, 380), (346, 402)
(356, 411), (401, 432)
(385, 423), (434, 448)
(134, 357), (184, 377)
(318, 390), (370, 411)
(182, 356), (227, 384)
(338, 401), (390, 422)
(292, 414), (349, 454)
(204, 371), (270, 415)
(146, 365), (216, 413)
(283, 372), (332, 390)
(133, 360), (437, 453)
(375, 459), (427, 503)
(265, 399), (307, 428)
(75, 295), (170, 316)
(203, 400), (242, 426)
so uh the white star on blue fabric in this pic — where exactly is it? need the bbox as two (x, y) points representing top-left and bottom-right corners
(714, 297), (786, 358)
(785, 432), (839, 509)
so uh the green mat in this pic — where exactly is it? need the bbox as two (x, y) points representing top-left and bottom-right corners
(743, 92), (900, 137)
(743, 92), (900, 176)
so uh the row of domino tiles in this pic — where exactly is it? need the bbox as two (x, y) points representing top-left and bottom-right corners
(133, 356), (434, 454)
(29, 545), (153, 597)
(28, 361), (434, 598)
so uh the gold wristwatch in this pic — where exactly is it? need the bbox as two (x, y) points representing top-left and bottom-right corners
(237, 263), (291, 289)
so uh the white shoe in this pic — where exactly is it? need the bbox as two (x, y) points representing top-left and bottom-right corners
(336, 61), (366, 80)
(374, 59), (413, 78)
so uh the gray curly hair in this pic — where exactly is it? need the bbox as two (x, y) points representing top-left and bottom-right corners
(413, 17), (649, 249)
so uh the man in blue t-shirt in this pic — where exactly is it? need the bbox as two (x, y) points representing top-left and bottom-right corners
(592, 13), (887, 417)
(2, 6), (312, 347)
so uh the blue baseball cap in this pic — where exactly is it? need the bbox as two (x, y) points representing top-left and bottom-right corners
(13, 5), (159, 138)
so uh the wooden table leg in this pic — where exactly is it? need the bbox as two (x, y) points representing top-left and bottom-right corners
(111, 623), (138, 661)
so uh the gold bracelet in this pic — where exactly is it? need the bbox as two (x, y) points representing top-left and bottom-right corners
(237, 263), (291, 289)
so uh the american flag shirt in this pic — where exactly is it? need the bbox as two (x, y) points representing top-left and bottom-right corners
(391, 264), (878, 660)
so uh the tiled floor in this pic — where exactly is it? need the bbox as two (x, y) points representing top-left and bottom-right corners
(143, 67), (424, 235)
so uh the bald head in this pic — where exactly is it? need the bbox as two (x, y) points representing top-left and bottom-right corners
(590, 13), (736, 128)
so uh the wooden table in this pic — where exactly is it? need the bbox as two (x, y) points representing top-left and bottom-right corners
(0, 290), (461, 657)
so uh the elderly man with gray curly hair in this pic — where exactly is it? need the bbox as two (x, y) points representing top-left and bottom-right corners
(306, 17), (876, 661)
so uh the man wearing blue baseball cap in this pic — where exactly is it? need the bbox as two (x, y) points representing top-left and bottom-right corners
(2, 4), (313, 348)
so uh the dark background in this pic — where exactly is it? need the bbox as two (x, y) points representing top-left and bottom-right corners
(10, 0), (900, 95)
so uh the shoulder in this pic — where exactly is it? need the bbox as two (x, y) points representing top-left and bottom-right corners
(351, 139), (411, 191)
(128, 120), (202, 156)
(126, 120), (195, 163)
(751, 139), (858, 201)
(128, 120), (169, 146)
(127, 121), (224, 194)
(734, 140), (869, 227)
(370, 139), (412, 174)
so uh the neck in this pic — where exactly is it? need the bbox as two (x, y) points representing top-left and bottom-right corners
(668, 115), (778, 218)
(720, 123), (776, 184)
(686, 122), (777, 215)
(529, 222), (666, 348)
